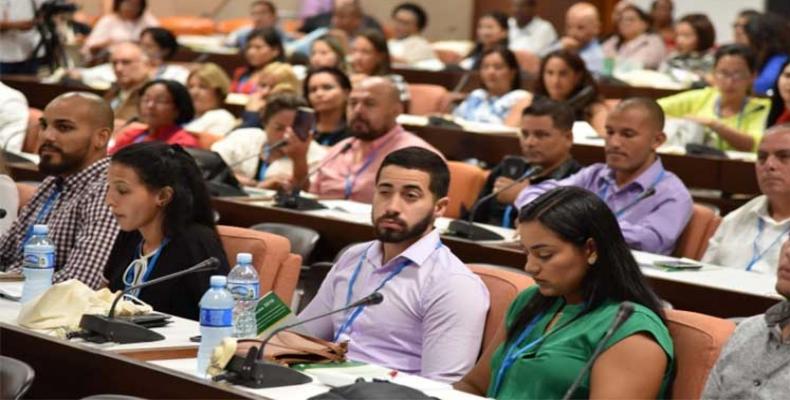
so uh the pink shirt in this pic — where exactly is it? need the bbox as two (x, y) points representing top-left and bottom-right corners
(82, 12), (159, 53)
(310, 125), (442, 203)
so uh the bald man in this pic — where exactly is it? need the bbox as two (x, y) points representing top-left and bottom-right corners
(542, 2), (605, 75)
(290, 76), (442, 203)
(299, 0), (382, 35)
(0, 93), (120, 289)
(104, 42), (151, 120)
(515, 97), (693, 255)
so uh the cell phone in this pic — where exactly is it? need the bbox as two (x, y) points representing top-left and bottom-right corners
(292, 107), (316, 142)
(500, 156), (529, 180)
(653, 260), (703, 270)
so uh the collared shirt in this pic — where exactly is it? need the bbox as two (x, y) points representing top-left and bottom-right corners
(109, 125), (198, 154)
(0, 158), (119, 289)
(309, 125), (441, 203)
(453, 88), (530, 125)
(298, 229), (490, 382)
(658, 87), (771, 151)
(515, 158), (693, 255)
(0, 0), (44, 63)
(602, 32), (667, 70)
(702, 196), (790, 274)
(508, 16), (557, 54)
(702, 301), (790, 400)
(184, 109), (237, 137)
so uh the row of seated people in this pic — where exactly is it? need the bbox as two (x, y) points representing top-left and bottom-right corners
(0, 88), (787, 397)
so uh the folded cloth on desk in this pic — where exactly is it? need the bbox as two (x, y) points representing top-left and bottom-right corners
(17, 279), (152, 338)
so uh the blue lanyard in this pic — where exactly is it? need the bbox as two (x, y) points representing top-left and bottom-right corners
(343, 133), (400, 199)
(123, 238), (169, 297)
(501, 205), (514, 228)
(257, 144), (271, 181)
(746, 219), (790, 271)
(489, 311), (546, 397)
(333, 240), (442, 342)
(597, 168), (665, 218)
(19, 185), (62, 252)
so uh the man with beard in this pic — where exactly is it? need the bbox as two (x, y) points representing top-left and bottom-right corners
(293, 76), (441, 203)
(515, 97), (693, 255)
(0, 92), (120, 289)
(298, 147), (489, 382)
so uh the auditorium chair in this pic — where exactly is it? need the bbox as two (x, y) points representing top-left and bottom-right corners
(665, 309), (735, 399)
(672, 204), (722, 260)
(446, 161), (488, 219)
(434, 48), (464, 65)
(158, 16), (216, 36)
(467, 264), (534, 354)
(217, 225), (302, 304)
(215, 18), (252, 35)
(407, 84), (451, 115)
(0, 356), (35, 400)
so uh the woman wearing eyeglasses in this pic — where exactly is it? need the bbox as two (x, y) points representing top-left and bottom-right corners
(657, 44), (771, 152)
(103, 142), (230, 320)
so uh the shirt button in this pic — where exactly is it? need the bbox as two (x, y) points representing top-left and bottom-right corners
(753, 379), (761, 387)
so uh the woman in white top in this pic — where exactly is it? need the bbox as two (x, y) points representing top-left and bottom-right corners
(0, 156), (18, 234)
(453, 47), (529, 125)
(82, 0), (159, 59)
(184, 63), (236, 136)
(211, 93), (326, 190)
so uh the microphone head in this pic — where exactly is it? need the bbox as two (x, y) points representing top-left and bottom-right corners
(367, 292), (384, 305)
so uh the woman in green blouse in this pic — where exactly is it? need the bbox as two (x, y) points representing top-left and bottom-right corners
(455, 187), (674, 399)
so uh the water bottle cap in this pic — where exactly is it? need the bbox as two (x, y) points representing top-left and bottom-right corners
(33, 225), (48, 235)
(236, 252), (252, 264)
(209, 275), (227, 287)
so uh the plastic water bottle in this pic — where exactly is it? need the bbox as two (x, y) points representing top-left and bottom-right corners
(196, 275), (234, 375)
(227, 253), (260, 338)
(20, 225), (55, 303)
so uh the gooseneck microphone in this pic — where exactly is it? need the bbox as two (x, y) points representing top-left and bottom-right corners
(274, 141), (354, 210)
(561, 302), (635, 400)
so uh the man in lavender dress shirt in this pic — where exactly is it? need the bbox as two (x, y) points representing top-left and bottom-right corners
(298, 147), (490, 382)
(515, 97), (693, 255)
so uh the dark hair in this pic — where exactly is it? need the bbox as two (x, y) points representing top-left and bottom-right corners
(260, 93), (307, 126)
(535, 50), (601, 121)
(311, 34), (348, 71)
(737, 9), (760, 20)
(113, 0), (146, 19)
(714, 43), (757, 73)
(376, 147), (450, 199)
(767, 58), (790, 127)
(614, 97), (665, 131)
(467, 11), (510, 67)
(678, 13), (715, 53)
(508, 187), (665, 342)
(138, 79), (195, 125)
(522, 98), (575, 131)
(111, 142), (217, 236)
(140, 27), (179, 60)
(615, 5), (653, 50)
(354, 29), (392, 75)
(303, 66), (352, 105)
(743, 13), (790, 70)
(392, 2), (428, 31)
(251, 0), (276, 14)
(479, 47), (522, 92)
(245, 27), (286, 66)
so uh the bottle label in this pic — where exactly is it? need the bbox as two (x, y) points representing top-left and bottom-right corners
(200, 308), (233, 327)
(23, 251), (55, 269)
(228, 282), (260, 300)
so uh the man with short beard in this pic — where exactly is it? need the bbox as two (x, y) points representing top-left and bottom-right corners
(292, 76), (441, 203)
(0, 93), (120, 289)
(298, 147), (489, 383)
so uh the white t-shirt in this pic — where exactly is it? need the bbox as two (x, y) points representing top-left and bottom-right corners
(184, 109), (237, 136)
(0, 82), (28, 153)
(388, 35), (438, 66)
(0, 0), (45, 63)
(508, 16), (557, 54)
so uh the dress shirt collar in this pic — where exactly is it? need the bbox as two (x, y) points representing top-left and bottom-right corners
(749, 196), (790, 226)
(366, 228), (442, 271)
(598, 156), (665, 192)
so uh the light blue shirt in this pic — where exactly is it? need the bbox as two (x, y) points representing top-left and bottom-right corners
(541, 38), (604, 76)
(453, 88), (529, 125)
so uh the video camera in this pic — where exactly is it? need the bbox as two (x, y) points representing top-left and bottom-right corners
(38, 0), (79, 19)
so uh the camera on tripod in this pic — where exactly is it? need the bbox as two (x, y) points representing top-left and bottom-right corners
(38, 0), (79, 19)
(32, 0), (79, 72)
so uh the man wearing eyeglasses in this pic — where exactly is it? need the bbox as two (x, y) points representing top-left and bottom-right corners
(0, 92), (119, 289)
(103, 42), (152, 121)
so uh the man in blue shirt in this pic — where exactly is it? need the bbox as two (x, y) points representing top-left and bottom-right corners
(541, 2), (605, 75)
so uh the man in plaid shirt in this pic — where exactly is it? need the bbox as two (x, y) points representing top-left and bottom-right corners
(0, 92), (120, 289)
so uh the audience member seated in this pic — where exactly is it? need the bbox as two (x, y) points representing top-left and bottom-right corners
(110, 80), (198, 154)
(732, 9), (759, 47)
(225, 1), (292, 49)
(515, 98), (693, 255)
(238, 62), (301, 128)
(299, 0), (382, 36)
(541, 2), (604, 76)
(184, 63), (236, 136)
(658, 44), (771, 152)
(461, 11), (510, 70)
(295, 76), (441, 203)
(212, 94), (326, 190)
(138, 27), (189, 83)
(658, 14), (715, 86)
(103, 42), (151, 121)
(0, 156), (18, 234)
(602, 4), (667, 71)
(0, 82), (28, 153)
(470, 100), (581, 228)
(387, 2), (437, 67)
(230, 28), (285, 95)
(508, 0), (557, 54)
(350, 30), (410, 104)
(455, 186), (674, 399)
(309, 34), (349, 72)
(741, 13), (790, 96)
(702, 238), (790, 398)
(0, 93), (119, 289)
(767, 60), (790, 128)
(104, 142), (230, 320)
(702, 124), (790, 274)
(505, 50), (608, 134)
(304, 66), (352, 146)
(299, 147), (489, 382)
(650, 0), (675, 48)
(82, 0), (159, 60)
(0, 0), (40, 74)
(453, 47), (529, 125)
